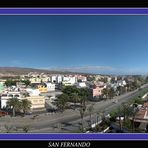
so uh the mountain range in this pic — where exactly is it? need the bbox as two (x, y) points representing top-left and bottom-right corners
(0, 67), (91, 75)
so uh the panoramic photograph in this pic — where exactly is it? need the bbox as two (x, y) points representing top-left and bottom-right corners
(0, 15), (148, 133)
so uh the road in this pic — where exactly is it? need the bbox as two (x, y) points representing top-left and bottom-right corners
(0, 83), (148, 133)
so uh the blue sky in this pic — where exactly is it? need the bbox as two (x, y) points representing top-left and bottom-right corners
(0, 15), (148, 74)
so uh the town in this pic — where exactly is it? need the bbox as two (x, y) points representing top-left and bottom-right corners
(0, 69), (148, 133)
(1, 15), (148, 134)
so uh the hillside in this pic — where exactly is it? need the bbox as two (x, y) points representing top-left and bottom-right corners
(0, 67), (92, 75)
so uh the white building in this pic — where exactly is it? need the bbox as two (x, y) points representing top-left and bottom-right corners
(122, 80), (127, 86)
(1, 91), (22, 108)
(117, 80), (127, 87)
(50, 75), (57, 83)
(45, 83), (55, 91)
(107, 77), (112, 82)
(26, 88), (40, 96)
(76, 82), (87, 88)
(77, 75), (87, 82)
(62, 76), (77, 86)
(56, 75), (63, 83)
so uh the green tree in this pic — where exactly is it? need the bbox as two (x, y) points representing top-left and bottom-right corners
(56, 94), (69, 112)
(108, 88), (115, 99)
(21, 99), (32, 115)
(121, 103), (131, 122)
(133, 97), (143, 104)
(5, 79), (17, 87)
(21, 80), (31, 87)
(62, 86), (79, 97)
(131, 81), (139, 90)
(87, 76), (95, 82)
(70, 92), (80, 107)
(7, 98), (21, 117)
(100, 77), (108, 83)
(78, 88), (90, 105)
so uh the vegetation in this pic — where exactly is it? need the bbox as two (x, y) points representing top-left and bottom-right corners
(56, 86), (91, 131)
(99, 77), (108, 83)
(56, 94), (69, 112)
(110, 101), (141, 133)
(70, 92), (80, 107)
(7, 98), (21, 117)
(5, 79), (17, 87)
(59, 86), (91, 104)
(108, 88), (115, 99)
(6, 98), (32, 117)
(117, 86), (126, 95)
(21, 99), (32, 115)
(79, 107), (86, 132)
(87, 76), (95, 82)
(4, 79), (31, 87)
(102, 87), (116, 99)
(21, 80), (31, 86)
(87, 104), (94, 128)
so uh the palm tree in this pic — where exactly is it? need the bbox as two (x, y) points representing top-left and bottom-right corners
(114, 107), (123, 131)
(128, 106), (139, 132)
(76, 88), (90, 132)
(87, 104), (94, 128)
(121, 103), (130, 122)
(7, 97), (21, 117)
(21, 99), (32, 115)
(79, 106), (86, 132)
(78, 88), (90, 108)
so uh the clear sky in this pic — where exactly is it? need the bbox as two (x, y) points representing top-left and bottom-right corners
(0, 15), (148, 75)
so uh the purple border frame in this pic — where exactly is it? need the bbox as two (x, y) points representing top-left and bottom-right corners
(0, 8), (148, 140)
(0, 8), (148, 15)
(0, 133), (148, 140)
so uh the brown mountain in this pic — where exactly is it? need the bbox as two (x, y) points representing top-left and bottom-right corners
(0, 67), (91, 75)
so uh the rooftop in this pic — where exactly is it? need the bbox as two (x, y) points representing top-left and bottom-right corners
(134, 102), (148, 123)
